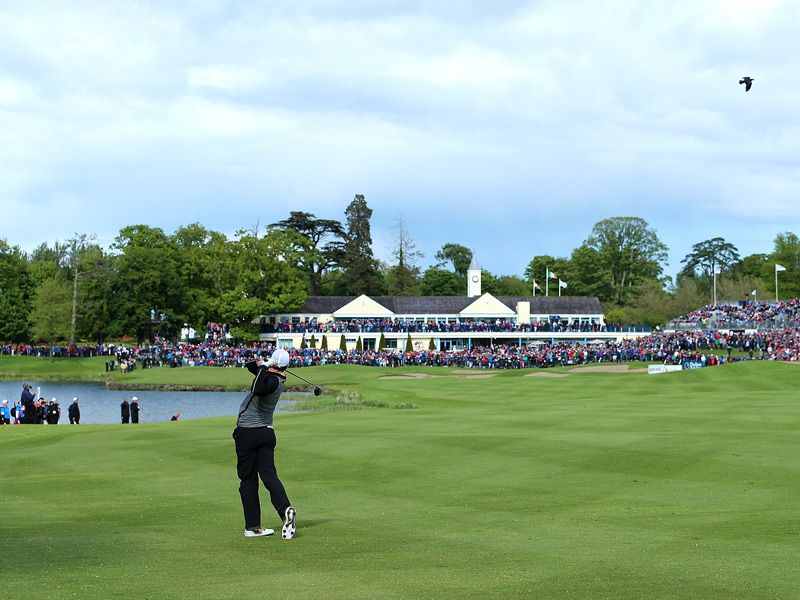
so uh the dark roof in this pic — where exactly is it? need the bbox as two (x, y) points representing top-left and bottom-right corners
(505, 296), (603, 314)
(291, 295), (602, 315)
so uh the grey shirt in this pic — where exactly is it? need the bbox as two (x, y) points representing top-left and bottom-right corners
(236, 374), (285, 428)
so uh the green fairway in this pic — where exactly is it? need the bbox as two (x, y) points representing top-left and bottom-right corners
(2, 362), (800, 598)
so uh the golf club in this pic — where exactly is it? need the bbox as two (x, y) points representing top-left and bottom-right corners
(285, 369), (323, 396)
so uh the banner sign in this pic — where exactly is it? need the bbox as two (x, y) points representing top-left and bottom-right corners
(681, 361), (705, 370)
(647, 365), (683, 375)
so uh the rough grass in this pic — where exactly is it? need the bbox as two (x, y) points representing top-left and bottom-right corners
(2, 361), (799, 598)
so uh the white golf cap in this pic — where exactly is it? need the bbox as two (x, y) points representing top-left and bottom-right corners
(270, 349), (290, 368)
(132, 396), (138, 401)
(73, 397), (78, 401)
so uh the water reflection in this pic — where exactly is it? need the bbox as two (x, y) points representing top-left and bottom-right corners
(0, 381), (299, 424)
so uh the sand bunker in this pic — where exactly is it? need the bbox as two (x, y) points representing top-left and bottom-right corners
(570, 364), (645, 373)
(379, 373), (442, 380)
(380, 371), (495, 380)
(524, 372), (569, 378)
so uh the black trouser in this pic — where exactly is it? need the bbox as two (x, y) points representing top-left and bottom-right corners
(232, 426), (291, 529)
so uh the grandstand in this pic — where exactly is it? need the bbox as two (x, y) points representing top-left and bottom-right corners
(666, 299), (800, 332)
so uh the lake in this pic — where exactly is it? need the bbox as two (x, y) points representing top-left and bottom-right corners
(0, 381), (300, 424)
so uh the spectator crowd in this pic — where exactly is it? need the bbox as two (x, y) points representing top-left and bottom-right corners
(7, 300), (800, 426)
(0, 384), (81, 426)
(272, 318), (626, 334)
(669, 298), (800, 330)
(6, 300), (800, 384)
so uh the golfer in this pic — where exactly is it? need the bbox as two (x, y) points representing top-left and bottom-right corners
(233, 348), (296, 539)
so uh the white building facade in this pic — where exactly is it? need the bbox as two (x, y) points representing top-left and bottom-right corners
(259, 293), (649, 351)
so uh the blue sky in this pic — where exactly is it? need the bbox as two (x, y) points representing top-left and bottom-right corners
(2, 0), (799, 281)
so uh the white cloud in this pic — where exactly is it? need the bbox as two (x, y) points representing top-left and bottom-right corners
(2, 0), (800, 277)
(186, 65), (267, 91)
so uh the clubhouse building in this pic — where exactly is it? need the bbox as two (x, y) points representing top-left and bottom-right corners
(259, 260), (649, 351)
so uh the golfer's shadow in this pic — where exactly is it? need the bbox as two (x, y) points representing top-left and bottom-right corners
(297, 518), (330, 529)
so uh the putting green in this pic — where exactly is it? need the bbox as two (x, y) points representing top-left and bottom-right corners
(2, 361), (799, 598)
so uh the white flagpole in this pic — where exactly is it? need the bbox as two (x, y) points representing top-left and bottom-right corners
(713, 269), (717, 305)
(558, 279), (562, 296)
(532, 279), (536, 297)
(775, 266), (779, 303)
(545, 269), (550, 297)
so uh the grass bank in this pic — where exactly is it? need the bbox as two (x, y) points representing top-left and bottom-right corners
(2, 361), (799, 598)
(0, 356), (328, 392)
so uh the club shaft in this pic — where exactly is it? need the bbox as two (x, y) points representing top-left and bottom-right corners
(285, 369), (318, 388)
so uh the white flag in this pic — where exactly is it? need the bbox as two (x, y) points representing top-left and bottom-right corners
(548, 269), (558, 280)
(559, 279), (568, 288)
(776, 264), (786, 272)
(751, 289), (757, 296)
(533, 280), (541, 290)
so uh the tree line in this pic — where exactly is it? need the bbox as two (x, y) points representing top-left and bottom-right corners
(1, 194), (798, 344)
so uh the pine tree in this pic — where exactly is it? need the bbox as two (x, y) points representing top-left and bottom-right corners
(386, 215), (422, 296)
(340, 195), (386, 295)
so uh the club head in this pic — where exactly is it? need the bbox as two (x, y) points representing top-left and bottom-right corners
(313, 387), (322, 396)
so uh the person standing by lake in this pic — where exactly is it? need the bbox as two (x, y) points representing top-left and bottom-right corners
(121, 398), (130, 424)
(68, 398), (80, 424)
(232, 348), (297, 540)
(46, 399), (60, 425)
(130, 397), (140, 423)
(20, 384), (35, 424)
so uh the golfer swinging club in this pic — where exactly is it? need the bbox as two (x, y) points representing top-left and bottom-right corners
(233, 348), (296, 539)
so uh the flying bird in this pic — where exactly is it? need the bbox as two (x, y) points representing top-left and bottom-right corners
(739, 76), (754, 91)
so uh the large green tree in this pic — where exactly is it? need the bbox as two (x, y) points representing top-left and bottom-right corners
(75, 245), (115, 343)
(435, 243), (472, 278)
(420, 267), (463, 296)
(0, 240), (34, 341)
(566, 245), (609, 298)
(28, 241), (70, 294)
(583, 217), (668, 304)
(732, 253), (769, 280)
(220, 229), (308, 335)
(270, 211), (345, 295)
(29, 277), (72, 353)
(680, 237), (740, 302)
(172, 224), (235, 329)
(716, 274), (768, 303)
(770, 232), (800, 299)
(109, 225), (181, 341)
(65, 233), (97, 346)
(524, 255), (571, 296)
(339, 194), (386, 295)
(494, 275), (530, 296)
